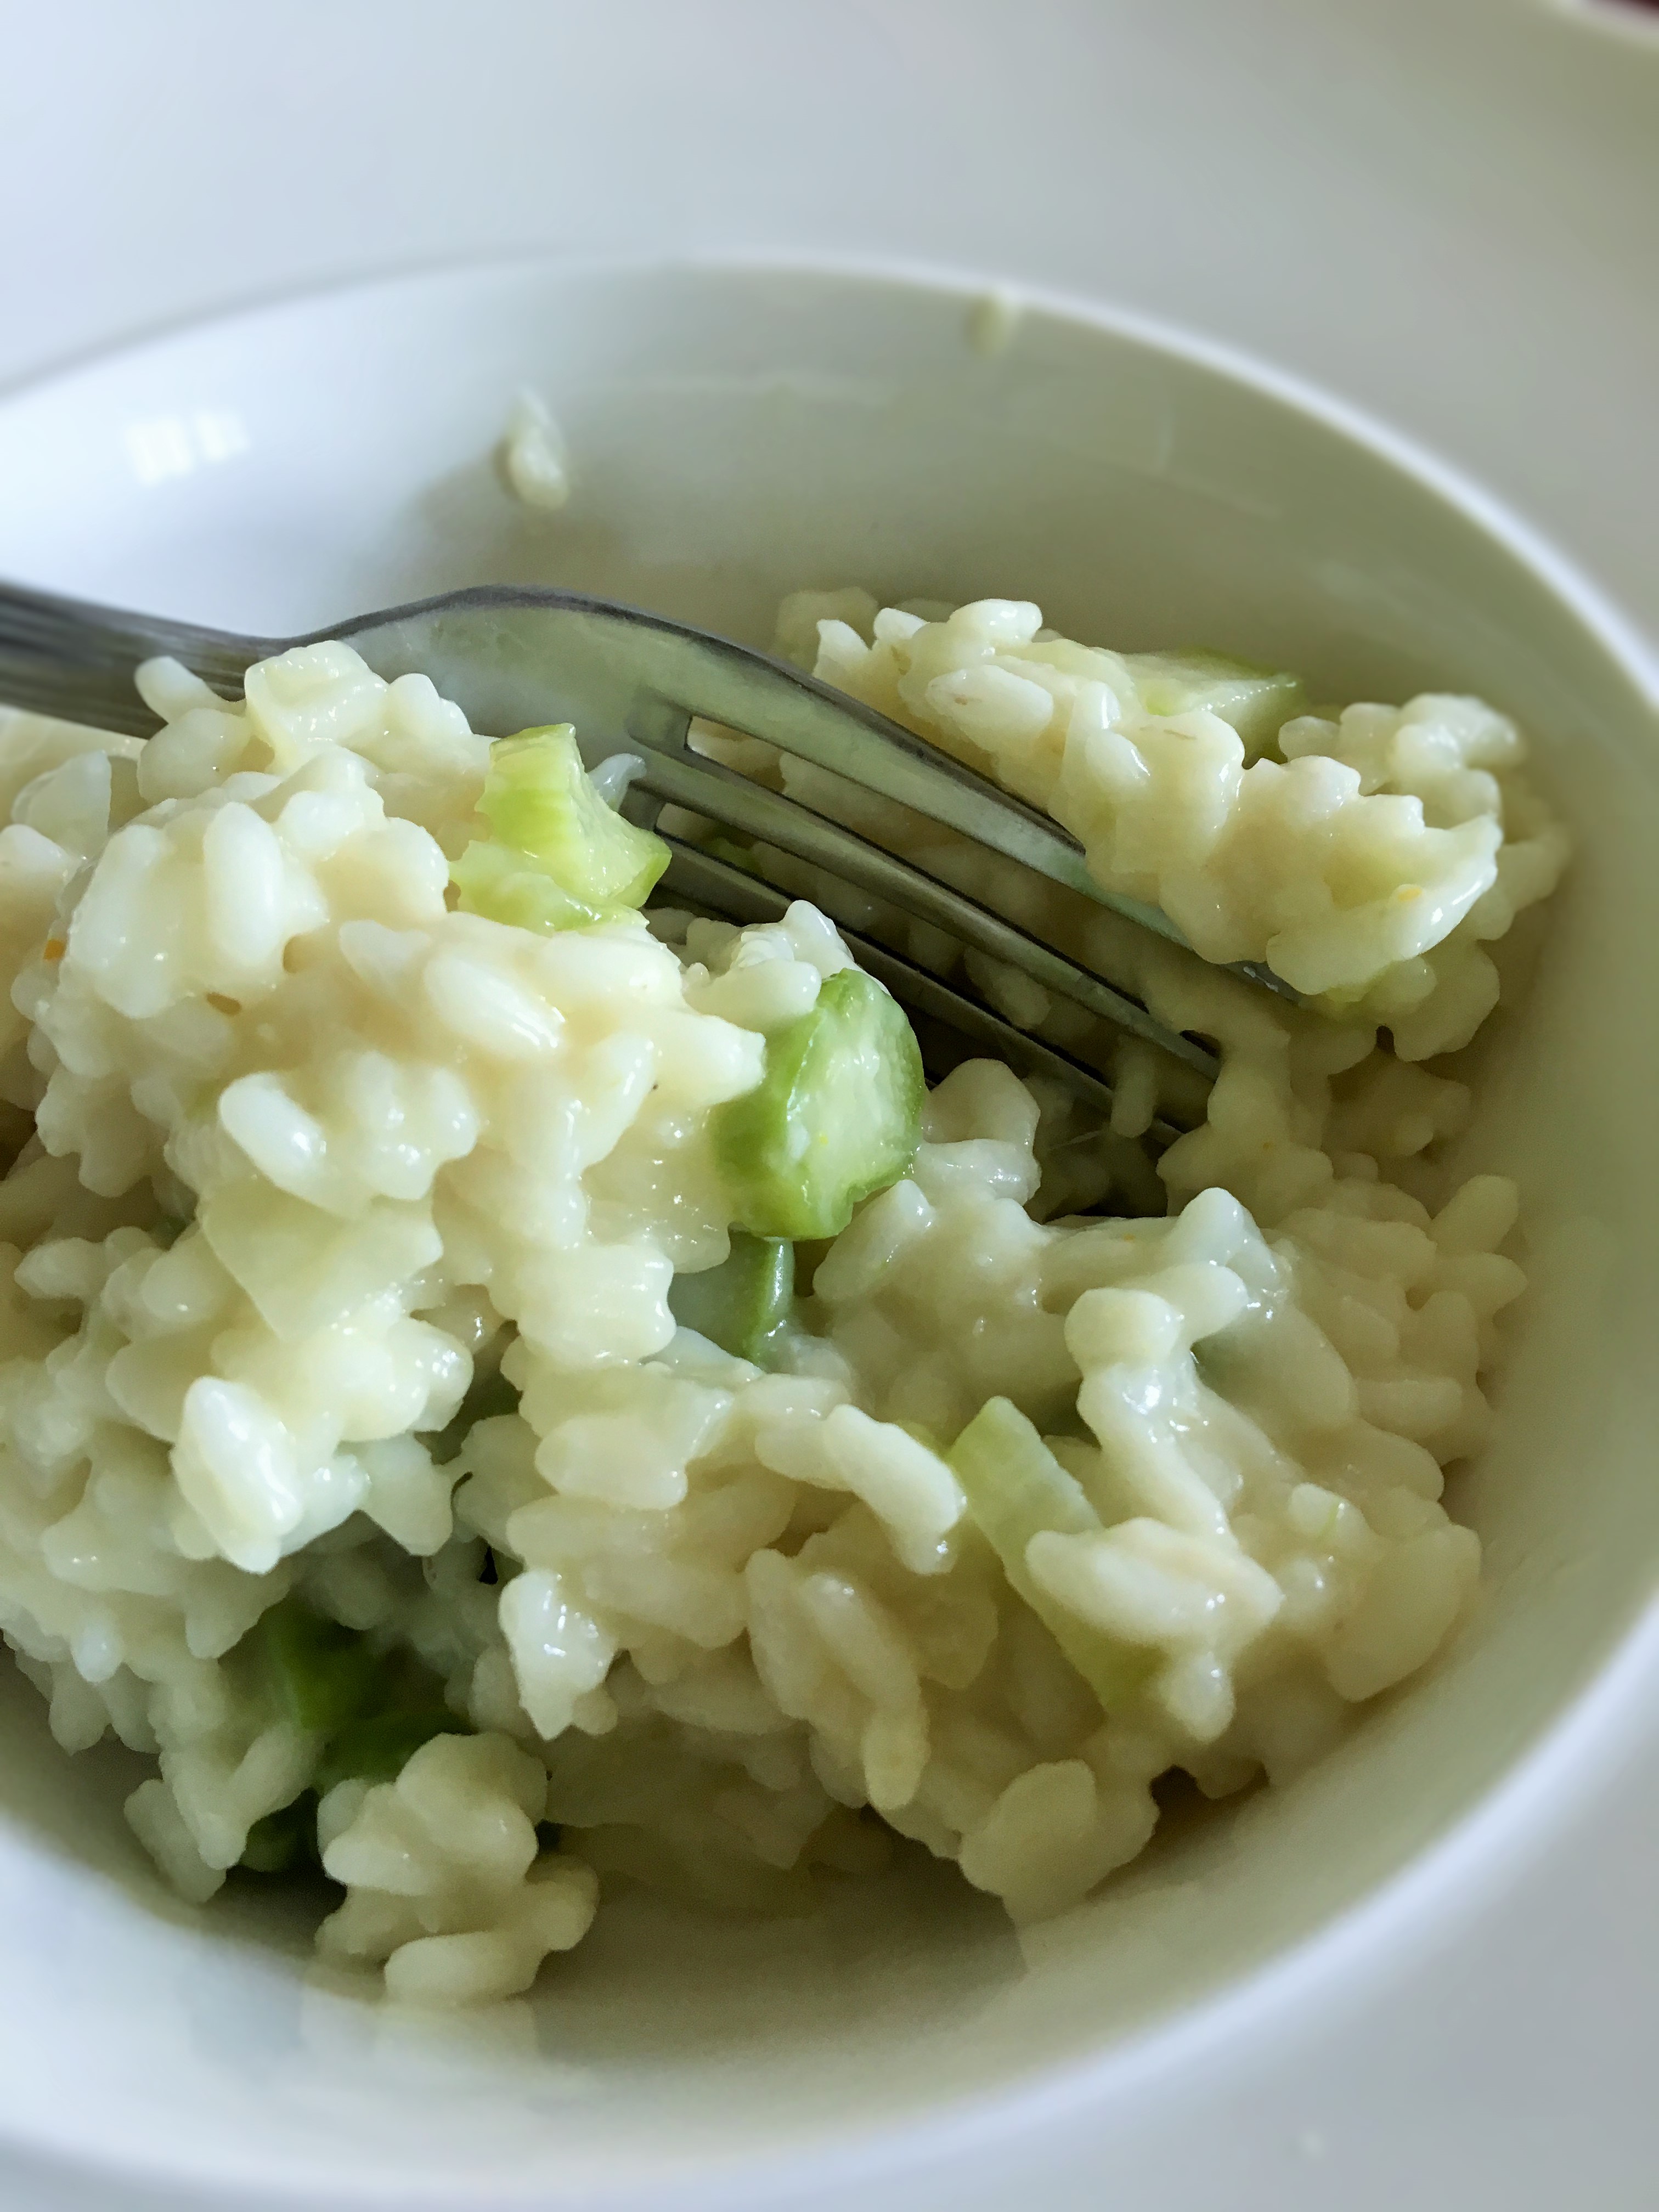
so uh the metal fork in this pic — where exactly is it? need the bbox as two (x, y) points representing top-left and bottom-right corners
(0, 579), (1294, 1140)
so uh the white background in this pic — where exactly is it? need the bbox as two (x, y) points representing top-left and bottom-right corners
(1, 2), (1656, 2203)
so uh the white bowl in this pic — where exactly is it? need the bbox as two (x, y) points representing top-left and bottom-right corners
(0, 258), (1655, 2211)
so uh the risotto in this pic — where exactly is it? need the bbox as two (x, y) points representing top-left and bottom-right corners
(0, 591), (1566, 2006)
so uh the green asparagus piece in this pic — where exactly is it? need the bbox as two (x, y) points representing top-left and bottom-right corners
(669, 1233), (794, 1364)
(1122, 649), (1306, 755)
(451, 724), (669, 930)
(714, 968), (923, 1239)
(948, 1396), (1154, 1712)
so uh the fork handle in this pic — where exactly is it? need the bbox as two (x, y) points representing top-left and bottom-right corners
(0, 579), (274, 737)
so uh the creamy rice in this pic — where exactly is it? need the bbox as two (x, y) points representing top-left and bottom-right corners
(499, 391), (571, 514)
(0, 596), (1565, 2005)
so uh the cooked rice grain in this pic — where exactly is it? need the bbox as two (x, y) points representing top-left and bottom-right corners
(0, 599), (1561, 1996)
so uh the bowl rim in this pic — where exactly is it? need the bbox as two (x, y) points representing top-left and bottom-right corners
(2, 244), (1657, 2210)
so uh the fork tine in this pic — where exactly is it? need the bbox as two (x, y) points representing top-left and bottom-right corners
(518, 594), (1300, 1008)
(632, 744), (1221, 1082)
(341, 585), (1156, 931)
(657, 838), (1192, 1146)
(341, 583), (1290, 1004)
(532, 594), (1297, 1011)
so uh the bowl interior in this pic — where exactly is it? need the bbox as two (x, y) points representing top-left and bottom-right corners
(0, 259), (1656, 2207)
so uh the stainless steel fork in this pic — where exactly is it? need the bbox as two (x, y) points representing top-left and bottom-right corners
(0, 579), (1296, 1138)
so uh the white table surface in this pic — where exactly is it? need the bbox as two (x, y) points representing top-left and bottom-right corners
(2, 3), (1656, 2204)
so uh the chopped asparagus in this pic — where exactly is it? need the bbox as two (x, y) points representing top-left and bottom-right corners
(451, 724), (669, 930)
(947, 1396), (1153, 1712)
(251, 1594), (383, 1737)
(240, 1599), (466, 1871)
(1122, 649), (1306, 755)
(714, 968), (923, 1239)
(669, 1232), (794, 1364)
(314, 1710), (458, 1795)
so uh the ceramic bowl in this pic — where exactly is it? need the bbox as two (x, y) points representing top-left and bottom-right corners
(0, 258), (1655, 2211)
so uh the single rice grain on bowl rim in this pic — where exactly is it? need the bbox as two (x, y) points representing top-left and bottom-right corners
(0, 580), (1566, 2007)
